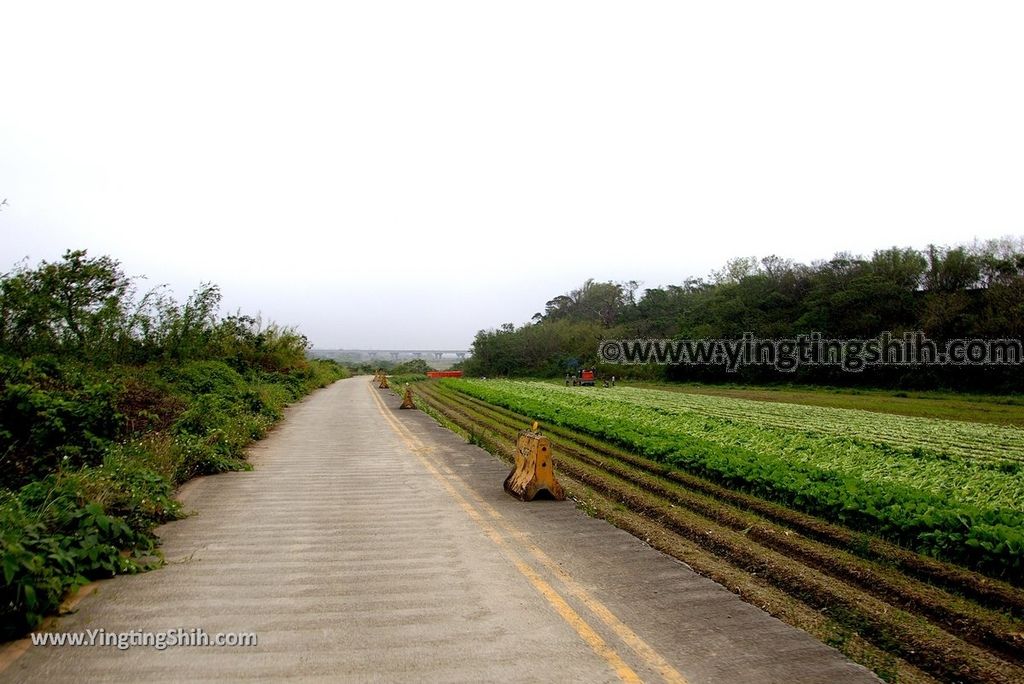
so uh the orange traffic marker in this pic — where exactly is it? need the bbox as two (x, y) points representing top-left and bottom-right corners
(400, 386), (415, 409)
(504, 422), (565, 501)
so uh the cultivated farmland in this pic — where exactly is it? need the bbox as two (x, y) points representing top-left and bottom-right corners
(412, 378), (1024, 684)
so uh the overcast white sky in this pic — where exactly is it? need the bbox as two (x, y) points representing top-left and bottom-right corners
(2, 2), (1022, 349)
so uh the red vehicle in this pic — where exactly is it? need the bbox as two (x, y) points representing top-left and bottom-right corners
(577, 369), (595, 386)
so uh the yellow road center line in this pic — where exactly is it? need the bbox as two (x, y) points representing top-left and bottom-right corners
(432, 454), (689, 684)
(376, 383), (689, 684)
(368, 384), (643, 684)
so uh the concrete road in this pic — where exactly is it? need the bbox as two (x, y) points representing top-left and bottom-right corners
(1, 377), (877, 683)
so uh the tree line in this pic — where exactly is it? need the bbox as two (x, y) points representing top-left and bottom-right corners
(462, 238), (1024, 391)
(0, 249), (311, 369)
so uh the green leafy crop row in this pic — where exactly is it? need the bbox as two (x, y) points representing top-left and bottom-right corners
(442, 379), (1024, 582)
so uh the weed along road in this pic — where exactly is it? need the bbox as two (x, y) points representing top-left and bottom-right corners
(1, 377), (877, 683)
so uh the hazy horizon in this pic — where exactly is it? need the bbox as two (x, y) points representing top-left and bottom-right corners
(3, 2), (1022, 349)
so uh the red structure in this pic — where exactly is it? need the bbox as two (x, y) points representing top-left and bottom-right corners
(426, 370), (463, 378)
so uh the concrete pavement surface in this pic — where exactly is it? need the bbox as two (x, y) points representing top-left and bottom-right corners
(1, 377), (878, 683)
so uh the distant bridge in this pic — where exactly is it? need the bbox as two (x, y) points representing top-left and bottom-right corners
(310, 349), (471, 361)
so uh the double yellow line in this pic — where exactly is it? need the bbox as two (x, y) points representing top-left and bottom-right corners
(367, 384), (687, 684)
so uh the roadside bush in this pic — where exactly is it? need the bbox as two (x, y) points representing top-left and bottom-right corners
(0, 355), (123, 489)
(1, 474), (159, 640)
(163, 360), (246, 399)
(391, 359), (432, 375)
(0, 250), (350, 639)
(389, 373), (429, 388)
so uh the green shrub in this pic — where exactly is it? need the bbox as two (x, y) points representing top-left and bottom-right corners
(0, 250), (351, 640)
(389, 373), (429, 388)
(162, 360), (246, 399)
(1, 476), (159, 640)
(0, 355), (123, 489)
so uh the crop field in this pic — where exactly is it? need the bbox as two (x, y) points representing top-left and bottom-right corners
(444, 381), (1024, 573)
(614, 382), (1024, 427)
(412, 378), (1024, 684)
